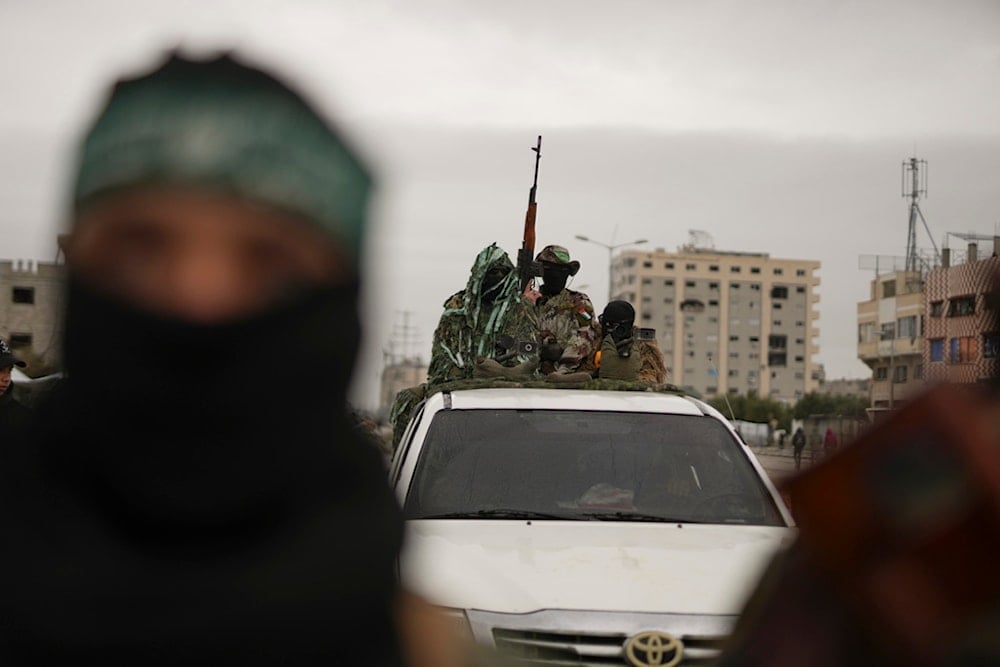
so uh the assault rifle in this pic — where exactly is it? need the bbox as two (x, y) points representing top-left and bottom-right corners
(517, 135), (543, 292)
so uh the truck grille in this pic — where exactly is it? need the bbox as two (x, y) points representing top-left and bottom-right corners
(492, 628), (727, 665)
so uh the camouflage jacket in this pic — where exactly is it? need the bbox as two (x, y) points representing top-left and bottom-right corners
(533, 288), (600, 375)
(427, 244), (537, 385)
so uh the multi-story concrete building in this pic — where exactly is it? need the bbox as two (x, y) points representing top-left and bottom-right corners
(856, 269), (925, 411)
(923, 240), (1000, 385)
(0, 259), (65, 373)
(610, 246), (821, 401)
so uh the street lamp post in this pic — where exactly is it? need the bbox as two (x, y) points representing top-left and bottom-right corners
(574, 234), (648, 304)
(875, 329), (896, 410)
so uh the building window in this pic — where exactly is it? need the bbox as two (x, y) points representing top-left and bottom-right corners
(948, 295), (976, 317)
(642, 313), (652, 321)
(9, 333), (32, 348)
(642, 296), (651, 302)
(773, 268), (783, 276)
(731, 284), (740, 290)
(709, 265), (719, 272)
(665, 262), (674, 269)
(795, 338), (804, 345)
(893, 365), (908, 383)
(664, 297), (673, 304)
(664, 279), (674, 286)
(768, 335), (787, 349)
(709, 282), (719, 290)
(915, 364), (924, 379)
(882, 280), (896, 298)
(729, 352), (739, 359)
(729, 335), (739, 342)
(930, 301), (944, 317)
(625, 258), (636, 268)
(950, 336), (977, 363)
(773, 303), (782, 310)
(768, 352), (787, 367)
(709, 299), (719, 307)
(750, 284), (761, 291)
(728, 369), (738, 377)
(929, 338), (945, 362)
(642, 278), (651, 285)
(749, 336), (759, 343)
(771, 286), (788, 299)
(773, 320), (782, 326)
(685, 281), (696, 288)
(12, 287), (35, 304)
(751, 267), (761, 274)
(643, 261), (653, 268)
(794, 372), (804, 379)
(731, 266), (741, 273)
(796, 269), (806, 277)
(880, 322), (896, 339)
(984, 333), (1000, 358)
(875, 366), (889, 380)
(685, 263), (697, 271)
(794, 355), (804, 362)
(796, 321), (805, 327)
(897, 316), (918, 339)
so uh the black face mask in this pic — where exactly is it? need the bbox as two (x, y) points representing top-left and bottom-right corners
(43, 277), (366, 535)
(540, 265), (571, 296)
(480, 266), (510, 304)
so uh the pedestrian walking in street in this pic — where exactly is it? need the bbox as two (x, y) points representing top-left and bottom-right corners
(792, 427), (807, 471)
(0, 51), (406, 666)
(0, 339), (32, 432)
(823, 426), (839, 459)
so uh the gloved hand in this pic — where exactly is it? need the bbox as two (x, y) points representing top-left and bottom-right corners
(539, 342), (564, 363)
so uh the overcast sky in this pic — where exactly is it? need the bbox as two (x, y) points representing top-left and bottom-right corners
(2, 0), (999, 410)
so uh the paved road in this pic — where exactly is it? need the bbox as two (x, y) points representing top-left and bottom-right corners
(747, 446), (817, 485)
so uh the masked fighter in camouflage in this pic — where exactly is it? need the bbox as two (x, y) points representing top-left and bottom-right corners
(532, 245), (600, 376)
(426, 243), (537, 385)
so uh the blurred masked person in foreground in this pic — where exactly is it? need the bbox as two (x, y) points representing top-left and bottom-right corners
(0, 52), (405, 665)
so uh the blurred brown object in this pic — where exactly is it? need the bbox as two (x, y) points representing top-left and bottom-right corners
(718, 383), (1000, 666)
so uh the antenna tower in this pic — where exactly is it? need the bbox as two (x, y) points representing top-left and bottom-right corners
(383, 310), (422, 366)
(901, 157), (938, 272)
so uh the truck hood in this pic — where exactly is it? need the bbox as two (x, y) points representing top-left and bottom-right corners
(401, 520), (793, 615)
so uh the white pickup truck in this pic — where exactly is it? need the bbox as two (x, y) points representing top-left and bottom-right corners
(390, 384), (794, 666)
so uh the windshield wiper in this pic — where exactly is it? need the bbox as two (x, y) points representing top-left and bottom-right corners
(414, 508), (585, 521)
(578, 511), (705, 524)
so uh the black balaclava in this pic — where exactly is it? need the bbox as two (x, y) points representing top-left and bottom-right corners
(481, 261), (512, 305)
(600, 300), (636, 357)
(0, 53), (403, 667)
(539, 262), (572, 296)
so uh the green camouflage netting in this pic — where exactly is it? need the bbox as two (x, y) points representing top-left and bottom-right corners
(427, 243), (538, 385)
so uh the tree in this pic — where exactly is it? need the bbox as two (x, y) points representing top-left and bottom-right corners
(708, 392), (792, 431)
(792, 392), (868, 421)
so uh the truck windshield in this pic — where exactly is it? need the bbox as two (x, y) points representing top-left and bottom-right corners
(404, 409), (785, 526)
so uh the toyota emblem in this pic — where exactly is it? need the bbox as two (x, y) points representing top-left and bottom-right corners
(624, 630), (684, 667)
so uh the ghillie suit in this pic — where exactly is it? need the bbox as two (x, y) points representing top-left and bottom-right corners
(426, 243), (537, 385)
(392, 244), (537, 450)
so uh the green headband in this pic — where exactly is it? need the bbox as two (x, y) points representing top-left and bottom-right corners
(73, 53), (372, 259)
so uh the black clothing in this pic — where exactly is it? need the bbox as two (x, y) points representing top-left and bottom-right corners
(0, 384), (32, 432)
(0, 280), (404, 666)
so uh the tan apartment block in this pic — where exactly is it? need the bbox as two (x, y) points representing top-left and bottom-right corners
(856, 270), (925, 411)
(610, 247), (821, 401)
(0, 259), (65, 372)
